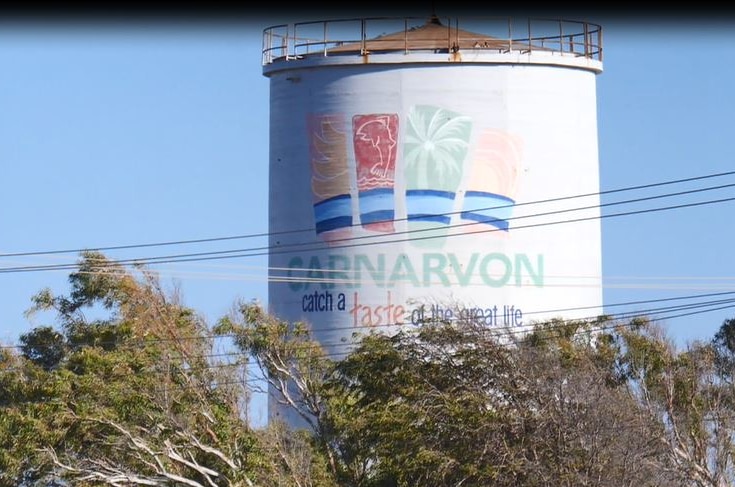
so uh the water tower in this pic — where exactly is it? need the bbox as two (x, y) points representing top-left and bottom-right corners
(262, 14), (604, 424)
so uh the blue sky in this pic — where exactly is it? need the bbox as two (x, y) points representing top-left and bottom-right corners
(2, 11), (735, 358)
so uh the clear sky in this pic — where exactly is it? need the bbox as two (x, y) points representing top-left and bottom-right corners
(2, 10), (735, 360)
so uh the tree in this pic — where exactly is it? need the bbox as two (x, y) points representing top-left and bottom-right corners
(617, 318), (735, 487)
(0, 251), (336, 487)
(227, 300), (678, 487)
(516, 318), (675, 486)
(215, 301), (341, 484)
(318, 315), (674, 487)
(8, 251), (735, 486)
(0, 344), (71, 486)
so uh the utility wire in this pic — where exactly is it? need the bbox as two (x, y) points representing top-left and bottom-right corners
(1, 169), (733, 259)
(3, 289), (733, 352)
(3, 299), (733, 382)
(1, 183), (734, 274)
(4, 287), (735, 388)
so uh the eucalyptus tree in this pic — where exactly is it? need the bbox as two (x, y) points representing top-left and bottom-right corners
(1, 251), (335, 487)
(228, 300), (680, 487)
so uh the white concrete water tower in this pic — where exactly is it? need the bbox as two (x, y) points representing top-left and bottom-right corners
(262, 14), (604, 424)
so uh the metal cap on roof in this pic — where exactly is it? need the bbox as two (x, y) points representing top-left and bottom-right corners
(327, 15), (522, 54)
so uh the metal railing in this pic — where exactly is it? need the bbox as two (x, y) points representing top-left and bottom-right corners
(262, 16), (603, 65)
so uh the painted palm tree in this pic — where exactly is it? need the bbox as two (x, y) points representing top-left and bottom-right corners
(404, 105), (472, 247)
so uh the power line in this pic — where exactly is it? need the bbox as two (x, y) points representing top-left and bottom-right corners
(3, 299), (732, 382)
(4, 289), (732, 352)
(4, 285), (733, 407)
(3, 302), (731, 410)
(1, 169), (733, 259)
(1, 182), (734, 274)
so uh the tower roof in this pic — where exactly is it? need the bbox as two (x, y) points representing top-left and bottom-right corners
(327, 15), (525, 54)
(262, 15), (603, 74)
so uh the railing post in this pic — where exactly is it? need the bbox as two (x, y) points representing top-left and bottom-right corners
(290, 23), (296, 58)
(508, 17), (513, 52)
(262, 29), (268, 64)
(404, 18), (409, 54)
(559, 20), (564, 53)
(448, 17), (452, 52)
(323, 21), (328, 57)
(361, 18), (367, 55)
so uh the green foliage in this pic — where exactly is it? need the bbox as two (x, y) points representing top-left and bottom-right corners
(319, 316), (675, 486)
(7, 251), (735, 486)
(2, 252), (338, 487)
(215, 301), (333, 428)
(19, 326), (66, 371)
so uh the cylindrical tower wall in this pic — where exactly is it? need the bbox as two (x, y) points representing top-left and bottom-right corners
(263, 16), (604, 426)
